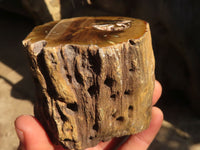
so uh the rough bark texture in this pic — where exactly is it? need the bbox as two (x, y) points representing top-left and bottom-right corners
(23, 16), (155, 150)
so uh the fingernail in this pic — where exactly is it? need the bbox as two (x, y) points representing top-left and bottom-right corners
(16, 128), (25, 150)
(16, 128), (24, 144)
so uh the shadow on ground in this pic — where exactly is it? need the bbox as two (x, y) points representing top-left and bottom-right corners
(0, 9), (35, 102)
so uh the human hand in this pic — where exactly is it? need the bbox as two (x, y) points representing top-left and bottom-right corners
(15, 80), (163, 150)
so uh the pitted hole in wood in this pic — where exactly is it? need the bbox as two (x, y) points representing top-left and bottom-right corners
(129, 68), (135, 72)
(104, 76), (115, 87)
(112, 112), (117, 118)
(75, 64), (84, 86)
(89, 136), (93, 140)
(87, 50), (101, 75)
(124, 89), (132, 95)
(116, 116), (124, 122)
(110, 94), (116, 99)
(67, 103), (78, 111)
(64, 66), (67, 70)
(66, 74), (72, 83)
(88, 84), (99, 97)
(128, 105), (133, 111)
(128, 105), (134, 118)
(93, 123), (99, 132)
(56, 103), (69, 122)
(64, 138), (73, 142)
(129, 40), (136, 45)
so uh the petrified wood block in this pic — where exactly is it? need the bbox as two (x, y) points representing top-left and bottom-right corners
(23, 16), (155, 150)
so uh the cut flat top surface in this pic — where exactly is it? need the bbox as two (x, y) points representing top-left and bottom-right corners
(23, 16), (147, 47)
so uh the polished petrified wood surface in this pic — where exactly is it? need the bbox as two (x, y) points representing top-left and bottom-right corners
(23, 16), (155, 150)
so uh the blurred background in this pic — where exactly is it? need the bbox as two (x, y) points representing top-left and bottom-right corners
(0, 0), (199, 149)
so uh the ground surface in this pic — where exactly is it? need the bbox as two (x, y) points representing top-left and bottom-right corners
(0, 10), (199, 150)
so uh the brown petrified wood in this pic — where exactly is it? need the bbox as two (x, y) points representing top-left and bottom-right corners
(22, 16), (155, 150)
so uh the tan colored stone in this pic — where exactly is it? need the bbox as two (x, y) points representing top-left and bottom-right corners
(23, 16), (155, 150)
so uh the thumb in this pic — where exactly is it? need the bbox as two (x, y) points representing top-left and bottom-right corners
(15, 115), (55, 150)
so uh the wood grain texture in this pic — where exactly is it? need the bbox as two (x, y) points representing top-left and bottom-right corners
(23, 16), (155, 150)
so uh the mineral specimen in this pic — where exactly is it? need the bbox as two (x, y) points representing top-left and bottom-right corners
(23, 16), (155, 150)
